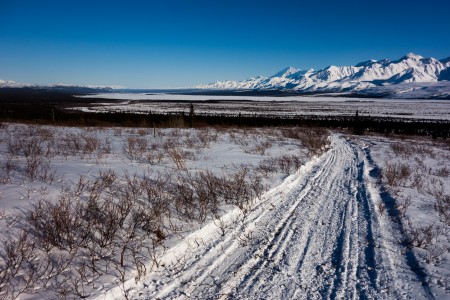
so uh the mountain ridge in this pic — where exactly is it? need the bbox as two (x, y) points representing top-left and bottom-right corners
(0, 79), (122, 91)
(195, 53), (450, 98)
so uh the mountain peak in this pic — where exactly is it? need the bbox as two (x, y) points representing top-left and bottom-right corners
(355, 59), (377, 67)
(271, 66), (300, 78)
(403, 53), (423, 60)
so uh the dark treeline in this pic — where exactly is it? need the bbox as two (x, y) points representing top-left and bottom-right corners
(2, 106), (449, 138)
(1, 89), (449, 138)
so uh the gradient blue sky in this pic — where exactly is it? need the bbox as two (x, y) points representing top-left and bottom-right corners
(1, 0), (449, 88)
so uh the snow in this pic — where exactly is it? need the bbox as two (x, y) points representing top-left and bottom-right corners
(0, 124), (309, 299)
(2, 53), (449, 98)
(101, 135), (449, 299)
(195, 53), (450, 98)
(403, 53), (424, 60)
(76, 94), (450, 121)
(2, 53), (449, 99)
(0, 123), (449, 299)
(0, 79), (123, 90)
(270, 66), (301, 78)
(0, 79), (34, 88)
(356, 134), (450, 299)
(360, 81), (450, 99)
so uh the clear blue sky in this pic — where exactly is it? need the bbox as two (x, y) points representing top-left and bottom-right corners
(1, 0), (449, 88)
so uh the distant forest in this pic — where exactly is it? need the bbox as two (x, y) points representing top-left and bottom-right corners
(0, 88), (449, 139)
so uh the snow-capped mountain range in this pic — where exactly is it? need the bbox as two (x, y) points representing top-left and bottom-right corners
(196, 53), (450, 98)
(0, 79), (122, 91)
(2, 53), (450, 99)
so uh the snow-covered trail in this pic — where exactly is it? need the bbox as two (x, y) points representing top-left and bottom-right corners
(123, 136), (431, 300)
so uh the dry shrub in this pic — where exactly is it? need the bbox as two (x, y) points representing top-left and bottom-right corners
(146, 150), (165, 164)
(168, 148), (187, 170)
(411, 169), (425, 193)
(246, 139), (273, 155)
(57, 133), (83, 157)
(396, 196), (412, 219)
(81, 135), (100, 155)
(0, 156), (270, 299)
(123, 136), (148, 161)
(412, 145), (435, 159)
(183, 128), (218, 152)
(137, 129), (148, 136)
(184, 135), (199, 150)
(257, 154), (303, 175)
(277, 155), (303, 174)
(281, 127), (329, 155)
(98, 169), (117, 187)
(255, 159), (277, 176)
(163, 138), (181, 150)
(173, 167), (265, 223)
(0, 231), (41, 300)
(383, 161), (411, 187)
(434, 194), (450, 226)
(146, 141), (165, 164)
(7, 172), (168, 299)
(174, 172), (220, 223)
(114, 128), (123, 136)
(390, 142), (412, 157)
(6, 138), (21, 157)
(140, 173), (172, 223)
(0, 125), (285, 298)
(196, 128), (218, 147)
(25, 155), (55, 182)
(434, 167), (450, 178)
(405, 221), (444, 249)
(425, 244), (447, 264)
(4, 128), (57, 182)
(169, 128), (182, 138)
(57, 131), (110, 159)
(223, 166), (254, 208)
(1, 154), (17, 183)
(426, 178), (444, 199)
(26, 198), (90, 252)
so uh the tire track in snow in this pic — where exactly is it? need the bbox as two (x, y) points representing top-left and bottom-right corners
(231, 149), (339, 297)
(179, 150), (337, 298)
(131, 136), (430, 300)
(273, 138), (367, 299)
(359, 141), (434, 299)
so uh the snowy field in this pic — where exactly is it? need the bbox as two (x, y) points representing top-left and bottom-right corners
(0, 123), (449, 299)
(77, 93), (450, 120)
(0, 124), (317, 299)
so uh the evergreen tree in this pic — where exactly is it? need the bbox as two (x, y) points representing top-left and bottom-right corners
(189, 103), (195, 128)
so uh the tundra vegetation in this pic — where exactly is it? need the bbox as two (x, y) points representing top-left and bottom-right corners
(0, 123), (328, 299)
(368, 135), (450, 289)
(0, 120), (449, 298)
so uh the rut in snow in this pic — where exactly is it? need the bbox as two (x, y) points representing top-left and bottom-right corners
(128, 136), (432, 300)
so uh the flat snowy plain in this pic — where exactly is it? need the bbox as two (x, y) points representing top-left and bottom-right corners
(0, 101), (449, 299)
(78, 93), (450, 120)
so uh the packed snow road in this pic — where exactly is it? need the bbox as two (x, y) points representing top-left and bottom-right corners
(116, 136), (432, 299)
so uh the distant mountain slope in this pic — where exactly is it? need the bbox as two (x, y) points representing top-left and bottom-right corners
(0, 79), (121, 92)
(195, 53), (450, 99)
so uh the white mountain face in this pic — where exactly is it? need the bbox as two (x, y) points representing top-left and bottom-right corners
(195, 53), (450, 98)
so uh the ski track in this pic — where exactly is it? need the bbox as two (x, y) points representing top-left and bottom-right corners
(131, 136), (432, 300)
